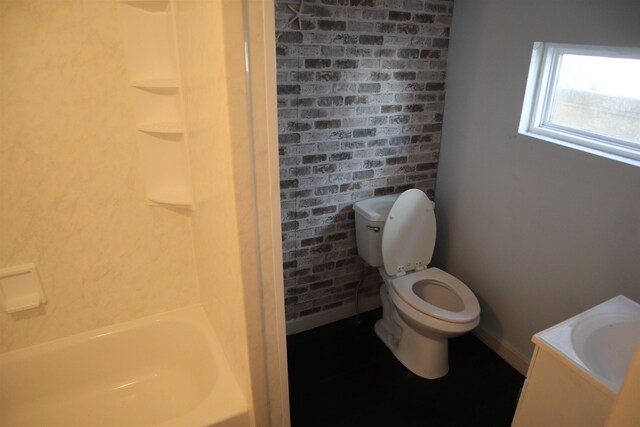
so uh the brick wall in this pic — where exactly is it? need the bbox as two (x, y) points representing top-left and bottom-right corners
(276, 0), (453, 321)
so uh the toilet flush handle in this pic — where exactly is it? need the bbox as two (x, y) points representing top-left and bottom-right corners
(367, 225), (380, 232)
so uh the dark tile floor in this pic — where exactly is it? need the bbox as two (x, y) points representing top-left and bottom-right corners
(287, 308), (525, 427)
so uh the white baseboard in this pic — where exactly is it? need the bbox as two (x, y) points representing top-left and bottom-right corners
(286, 294), (382, 336)
(473, 325), (531, 376)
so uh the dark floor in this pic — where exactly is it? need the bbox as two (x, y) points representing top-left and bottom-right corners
(287, 309), (525, 427)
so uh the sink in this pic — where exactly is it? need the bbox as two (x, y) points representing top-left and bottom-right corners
(572, 311), (640, 392)
(514, 295), (640, 427)
(534, 295), (640, 394)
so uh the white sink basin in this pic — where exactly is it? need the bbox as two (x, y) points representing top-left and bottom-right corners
(534, 295), (640, 394)
(572, 311), (640, 392)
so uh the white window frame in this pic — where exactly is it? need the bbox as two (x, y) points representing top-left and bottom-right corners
(519, 42), (640, 167)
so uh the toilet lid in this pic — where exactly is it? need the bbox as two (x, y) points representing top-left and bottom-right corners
(381, 189), (435, 277)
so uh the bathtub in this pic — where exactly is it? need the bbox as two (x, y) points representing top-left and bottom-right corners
(0, 306), (249, 427)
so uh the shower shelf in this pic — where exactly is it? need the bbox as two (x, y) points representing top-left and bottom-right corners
(147, 190), (192, 207)
(118, 0), (194, 210)
(131, 79), (179, 89)
(119, 0), (169, 12)
(137, 123), (184, 135)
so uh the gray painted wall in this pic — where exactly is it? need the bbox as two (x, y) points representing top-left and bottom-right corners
(435, 0), (640, 361)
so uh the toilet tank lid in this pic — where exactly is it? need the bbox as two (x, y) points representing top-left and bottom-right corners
(353, 194), (401, 222)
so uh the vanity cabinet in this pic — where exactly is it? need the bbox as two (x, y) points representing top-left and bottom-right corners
(512, 346), (615, 427)
(512, 345), (614, 427)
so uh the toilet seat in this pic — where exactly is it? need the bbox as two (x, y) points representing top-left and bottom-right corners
(390, 268), (480, 324)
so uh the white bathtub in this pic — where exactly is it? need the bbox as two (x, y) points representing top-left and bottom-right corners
(0, 306), (249, 427)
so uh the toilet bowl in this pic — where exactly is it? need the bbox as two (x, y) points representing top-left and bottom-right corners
(353, 189), (480, 379)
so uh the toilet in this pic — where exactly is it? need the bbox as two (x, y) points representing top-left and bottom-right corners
(353, 189), (480, 379)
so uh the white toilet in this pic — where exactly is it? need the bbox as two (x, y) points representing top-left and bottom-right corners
(353, 189), (480, 379)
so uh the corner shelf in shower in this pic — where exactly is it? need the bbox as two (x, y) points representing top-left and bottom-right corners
(119, 0), (169, 12)
(137, 123), (184, 135)
(118, 0), (194, 209)
(147, 189), (193, 208)
(131, 79), (179, 90)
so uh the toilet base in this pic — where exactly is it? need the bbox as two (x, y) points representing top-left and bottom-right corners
(376, 285), (449, 379)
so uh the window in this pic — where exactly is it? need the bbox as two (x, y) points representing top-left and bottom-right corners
(519, 42), (640, 167)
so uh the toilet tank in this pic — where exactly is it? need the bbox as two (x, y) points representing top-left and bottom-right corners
(352, 194), (400, 267)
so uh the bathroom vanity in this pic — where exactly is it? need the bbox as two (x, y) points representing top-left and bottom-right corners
(511, 295), (640, 427)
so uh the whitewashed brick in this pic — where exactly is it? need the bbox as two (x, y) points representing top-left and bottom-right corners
(276, 0), (449, 320)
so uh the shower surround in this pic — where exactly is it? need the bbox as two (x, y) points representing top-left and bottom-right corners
(276, 0), (453, 322)
(1, 1), (290, 425)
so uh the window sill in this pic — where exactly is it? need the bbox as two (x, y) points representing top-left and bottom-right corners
(519, 127), (640, 168)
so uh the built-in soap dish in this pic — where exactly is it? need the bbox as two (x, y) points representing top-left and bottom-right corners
(0, 263), (47, 313)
